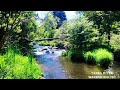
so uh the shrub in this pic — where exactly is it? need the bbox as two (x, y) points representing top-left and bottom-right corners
(94, 48), (113, 68)
(0, 47), (43, 79)
(62, 50), (84, 62)
(84, 48), (113, 68)
(84, 51), (96, 64)
(62, 51), (68, 56)
(67, 50), (75, 59)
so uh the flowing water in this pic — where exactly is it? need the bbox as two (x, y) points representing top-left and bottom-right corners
(34, 45), (120, 79)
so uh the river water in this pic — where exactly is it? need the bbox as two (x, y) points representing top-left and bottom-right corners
(34, 45), (120, 79)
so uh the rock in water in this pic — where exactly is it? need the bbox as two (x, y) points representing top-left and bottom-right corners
(45, 50), (50, 54)
(52, 51), (54, 53)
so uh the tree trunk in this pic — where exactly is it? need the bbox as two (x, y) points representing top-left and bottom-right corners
(108, 30), (111, 46)
(0, 35), (5, 50)
(0, 31), (10, 51)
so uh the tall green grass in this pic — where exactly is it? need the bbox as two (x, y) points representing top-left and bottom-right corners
(0, 47), (43, 79)
(94, 48), (113, 68)
(84, 48), (113, 68)
(84, 51), (96, 64)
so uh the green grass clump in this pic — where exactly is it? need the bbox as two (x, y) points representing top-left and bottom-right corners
(84, 48), (113, 68)
(0, 47), (43, 79)
(84, 51), (96, 64)
(94, 48), (113, 68)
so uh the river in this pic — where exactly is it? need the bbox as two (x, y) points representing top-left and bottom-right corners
(34, 45), (120, 79)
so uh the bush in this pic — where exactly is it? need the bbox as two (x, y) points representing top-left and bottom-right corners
(0, 47), (43, 79)
(62, 51), (68, 56)
(94, 48), (113, 68)
(62, 50), (84, 62)
(84, 51), (96, 64)
(67, 50), (75, 59)
(84, 48), (113, 68)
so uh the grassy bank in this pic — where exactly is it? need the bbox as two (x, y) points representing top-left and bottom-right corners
(62, 48), (113, 68)
(0, 47), (43, 79)
(84, 48), (113, 68)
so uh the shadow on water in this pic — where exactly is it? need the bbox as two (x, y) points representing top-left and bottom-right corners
(60, 57), (120, 79)
(60, 57), (104, 79)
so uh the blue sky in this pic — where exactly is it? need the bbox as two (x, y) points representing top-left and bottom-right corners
(36, 11), (79, 20)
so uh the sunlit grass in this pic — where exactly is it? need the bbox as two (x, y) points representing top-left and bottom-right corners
(84, 48), (113, 68)
(94, 48), (113, 68)
(0, 47), (43, 79)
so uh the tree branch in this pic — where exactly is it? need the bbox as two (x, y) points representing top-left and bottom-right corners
(10, 12), (21, 31)
(12, 15), (33, 31)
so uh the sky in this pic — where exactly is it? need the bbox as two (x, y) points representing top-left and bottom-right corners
(36, 11), (79, 20)
(65, 11), (79, 20)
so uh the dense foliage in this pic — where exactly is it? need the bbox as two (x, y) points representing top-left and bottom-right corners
(0, 11), (43, 79)
(0, 47), (43, 79)
(0, 11), (38, 55)
(68, 17), (98, 51)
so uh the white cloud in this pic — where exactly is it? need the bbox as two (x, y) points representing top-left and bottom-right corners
(36, 11), (49, 19)
(65, 11), (78, 20)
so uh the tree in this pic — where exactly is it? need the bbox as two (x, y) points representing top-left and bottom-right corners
(0, 11), (36, 52)
(83, 11), (120, 45)
(38, 12), (57, 39)
(53, 11), (67, 28)
(18, 17), (38, 55)
(68, 17), (98, 51)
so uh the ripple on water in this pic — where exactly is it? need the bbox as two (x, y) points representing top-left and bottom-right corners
(36, 50), (68, 79)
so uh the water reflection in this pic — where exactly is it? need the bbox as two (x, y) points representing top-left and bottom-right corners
(60, 57), (120, 79)
(60, 57), (104, 79)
